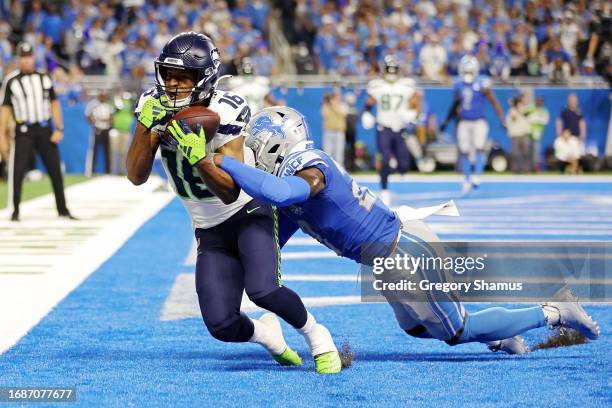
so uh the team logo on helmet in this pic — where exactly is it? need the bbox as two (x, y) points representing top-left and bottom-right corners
(251, 115), (287, 139)
(210, 49), (221, 69)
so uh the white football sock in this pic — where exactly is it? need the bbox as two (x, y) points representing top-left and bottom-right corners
(249, 318), (286, 355)
(541, 305), (560, 326)
(297, 312), (337, 357)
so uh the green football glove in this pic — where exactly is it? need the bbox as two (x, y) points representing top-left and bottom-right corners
(167, 119), (207, 166)
(138, 97), (172, 130)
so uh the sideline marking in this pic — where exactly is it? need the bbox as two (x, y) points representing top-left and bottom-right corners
(0, 176), (173, 355)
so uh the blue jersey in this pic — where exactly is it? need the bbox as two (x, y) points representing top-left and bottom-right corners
(276, 149), (401, 264)
(453, 76), (492, 121)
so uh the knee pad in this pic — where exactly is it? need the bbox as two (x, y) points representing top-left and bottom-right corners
(207, 315), (253, 343)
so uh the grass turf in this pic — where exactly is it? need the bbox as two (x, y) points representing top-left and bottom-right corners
(0, 175), (89, 209)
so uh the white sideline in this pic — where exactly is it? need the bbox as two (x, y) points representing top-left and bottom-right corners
(0, 176), (174, 355)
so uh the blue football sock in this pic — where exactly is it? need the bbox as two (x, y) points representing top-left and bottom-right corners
(457, 306), (546, 344)
(474, 151), (485, 177)
(460, 154), (471, 180)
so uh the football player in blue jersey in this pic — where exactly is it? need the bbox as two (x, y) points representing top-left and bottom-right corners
(168, 105), (600, 355)
(127, 33), (341, 374)
(441, 55), (506, 194)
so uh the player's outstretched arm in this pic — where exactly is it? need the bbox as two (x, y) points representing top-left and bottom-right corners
(127, 122), (160, 185)
(194, 136), (242, 204)
(218, 155), (313, 208)
(440, 97), (460, 131)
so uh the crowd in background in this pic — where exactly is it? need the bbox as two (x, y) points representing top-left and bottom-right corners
(0, 0), (275, 88)
(277, 0), (611, 83)
(0, 0), (608, 178)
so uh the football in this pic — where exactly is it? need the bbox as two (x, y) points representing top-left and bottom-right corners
(166, 105), (220, 142)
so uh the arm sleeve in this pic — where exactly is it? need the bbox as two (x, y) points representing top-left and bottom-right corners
(219, 156), (311, 207)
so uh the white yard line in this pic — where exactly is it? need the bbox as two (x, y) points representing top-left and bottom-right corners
(0, 176), (173, 355)
(352, 174), (612, 183)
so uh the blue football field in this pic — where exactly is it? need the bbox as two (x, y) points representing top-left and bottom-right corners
(1, 177), (611, 407)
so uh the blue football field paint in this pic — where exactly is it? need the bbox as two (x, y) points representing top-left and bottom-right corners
(1, 181), (611, 406)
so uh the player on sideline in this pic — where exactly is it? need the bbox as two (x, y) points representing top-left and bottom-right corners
(440, 55), (505, 194)
(227, 57), (277, 114)
(362, 55), (416, 205)
(126, 33), (341, 374)
(169, 106), (600, 355)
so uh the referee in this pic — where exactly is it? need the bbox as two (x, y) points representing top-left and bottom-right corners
(0, 42), (75, 221)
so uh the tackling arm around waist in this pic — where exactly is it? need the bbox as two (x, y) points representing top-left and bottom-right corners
(219, 155), (311, 207)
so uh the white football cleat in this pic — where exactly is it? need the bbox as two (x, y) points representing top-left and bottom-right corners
(488, 336), (529, 355)
(461, 181), (472, 195)
(471, 176), (481, 189)
(304, 323), (338, 357)
(380, 189), (391, 206)
(543, 287), (600, 340)
(258, 312), (289, 353)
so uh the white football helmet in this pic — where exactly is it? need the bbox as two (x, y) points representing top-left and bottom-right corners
(458, 55), (480, 84)
(244, 106), (313, 175)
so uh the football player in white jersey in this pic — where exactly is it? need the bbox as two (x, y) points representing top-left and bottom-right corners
(126, 32), (341, 374)
(363, 55), (416, 205)
(227, 57), (276, 114)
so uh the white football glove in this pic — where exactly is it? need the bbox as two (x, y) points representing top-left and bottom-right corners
(361, 111), (375, 130)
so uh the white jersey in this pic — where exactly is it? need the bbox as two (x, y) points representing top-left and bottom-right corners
(135, 88), (253, 229)
(227, 75), (270, 114)
(367, 77), (416, 132)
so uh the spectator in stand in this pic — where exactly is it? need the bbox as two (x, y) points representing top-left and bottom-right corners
(313, 15), (337, 74)
(0, 23), (13, 69)
(153, 21), (173, 53)
(447, 34), (466, 76)
(249, 0), (270, 33)
(42, 4), (64, 56)
(294, 42), (317, 75)
(560, 10), (582, 59)
(489, 40), (511, 80)
(585, 1), (612, 86)
(419, 33), (447, 81)
(252, 42), (276, 77)
(557, 93), (586, 142)
(103, 32), (126, 77)
(232, 0), (254, 27)
(321, 91), (347, 166)
(25, 0), (47, 34)
(528, 96), (550, 172)
(193, 10), (218, 39)
(543, 39), (574, 82)
(506, 93), (532, 173)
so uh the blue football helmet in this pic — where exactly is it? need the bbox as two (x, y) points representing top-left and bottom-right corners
(154, 32), (221, 108)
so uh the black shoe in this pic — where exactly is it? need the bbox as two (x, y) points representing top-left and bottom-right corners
(59, 212), (78, 220)
(10, 212), (19, 222)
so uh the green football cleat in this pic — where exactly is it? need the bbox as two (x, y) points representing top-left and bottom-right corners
(273, 347), (303, 366)
(314, 351), (342, 374)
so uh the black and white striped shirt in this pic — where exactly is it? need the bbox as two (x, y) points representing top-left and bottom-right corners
(0, 70), (56, 125)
